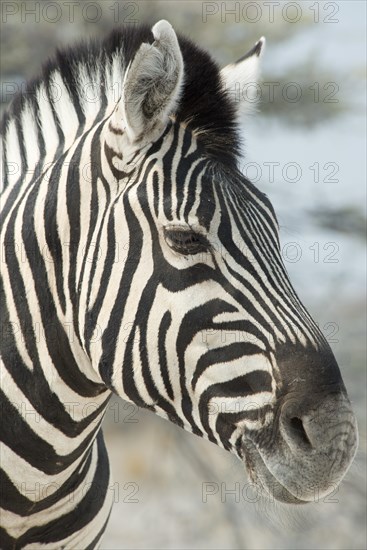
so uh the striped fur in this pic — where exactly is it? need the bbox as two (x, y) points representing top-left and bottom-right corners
(0, 22), (357, 548)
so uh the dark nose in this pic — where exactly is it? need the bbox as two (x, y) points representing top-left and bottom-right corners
(276, 343), (350, 450)
(280, 392), (357, 453)
(275, 343), (358, 487)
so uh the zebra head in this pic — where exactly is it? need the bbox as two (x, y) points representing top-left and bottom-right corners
(79, 21), (358, 503)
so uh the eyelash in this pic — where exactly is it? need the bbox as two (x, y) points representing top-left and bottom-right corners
(164, 228), (210, 255)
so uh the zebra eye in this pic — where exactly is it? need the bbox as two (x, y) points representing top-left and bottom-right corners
(164, 228), (210, 255)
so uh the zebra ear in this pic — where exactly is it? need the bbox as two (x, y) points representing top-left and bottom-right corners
(221, 37), (265, 118)
(119, 20), (184, 144)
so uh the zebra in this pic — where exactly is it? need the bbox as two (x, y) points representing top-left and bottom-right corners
(0, 20), (358, 549)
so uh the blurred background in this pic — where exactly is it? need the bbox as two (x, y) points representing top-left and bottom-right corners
(1, 1), (366, 548)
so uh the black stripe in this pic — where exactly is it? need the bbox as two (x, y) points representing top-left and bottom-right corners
(199, 371), (273, 444)
(192, 341), (265, 391)
(0, 391), (106, 474)
(158, 311), (174, 400)
(43, 154), (67, 314)
(8, 431), (111, 548)
(152, 169), (159, 218)
(0, 445), (93, 515)
(183, 162), (207, 222)
(162, 124), (180, 220)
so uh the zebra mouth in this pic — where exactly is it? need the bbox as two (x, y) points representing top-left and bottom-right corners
(241, 438), (309, 505)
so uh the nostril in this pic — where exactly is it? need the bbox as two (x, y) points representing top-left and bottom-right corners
(289, 417), (312, 448)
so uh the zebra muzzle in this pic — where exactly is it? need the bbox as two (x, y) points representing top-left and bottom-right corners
(241, 390), (358, 504)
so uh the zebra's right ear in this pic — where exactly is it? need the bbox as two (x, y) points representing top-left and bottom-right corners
(114, 20), (184, 145)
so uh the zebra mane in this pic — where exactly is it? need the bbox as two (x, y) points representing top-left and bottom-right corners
(1, 24), (241, 182)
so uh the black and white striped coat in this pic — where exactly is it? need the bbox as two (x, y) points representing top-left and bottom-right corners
(0, 20), (358, 549)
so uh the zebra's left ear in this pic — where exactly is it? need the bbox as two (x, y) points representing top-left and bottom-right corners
(221, 37), (265, 118)
(117, 20), (184, 144)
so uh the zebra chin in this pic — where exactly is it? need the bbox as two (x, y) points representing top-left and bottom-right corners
(240, 390), (359, 504)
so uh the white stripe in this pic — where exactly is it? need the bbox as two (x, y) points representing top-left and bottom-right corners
(0, 441), (94, 499)
(3, 119), (22, 187)
(21, 103), (40, 173)
(49, 71), (80, 146)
